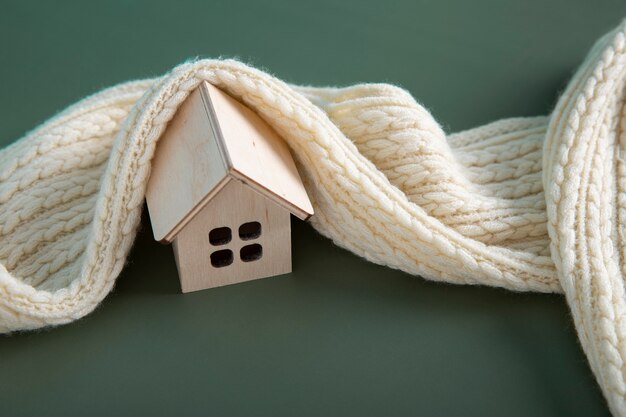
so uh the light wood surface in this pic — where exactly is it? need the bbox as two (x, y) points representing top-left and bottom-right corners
(145, 86), (229, 242)
(202, 82), (314, 221)
(173, 179), (291, 293)
(146, 81), (313, 244)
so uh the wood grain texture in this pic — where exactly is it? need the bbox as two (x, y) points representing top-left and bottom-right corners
(146, 81), (313, 243)
(145, 86), (229, 242)
(202, 82), (314, 221)
(173, 179), (291, 293)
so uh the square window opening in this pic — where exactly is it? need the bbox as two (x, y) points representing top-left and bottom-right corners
(211, 249), (233, 268)
(240, 244), (263, 262)
(209, 227), (232, 246)
(239, 221), (262, 240)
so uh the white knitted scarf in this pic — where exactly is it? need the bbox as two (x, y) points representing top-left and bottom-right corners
(3, 18), (626, 415)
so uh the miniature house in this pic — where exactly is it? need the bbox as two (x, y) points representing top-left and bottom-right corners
(145, 81), (314, 293)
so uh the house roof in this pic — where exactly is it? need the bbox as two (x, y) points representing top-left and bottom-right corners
(146, 81), (314, 243)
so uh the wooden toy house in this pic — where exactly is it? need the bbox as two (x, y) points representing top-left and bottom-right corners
(145, 81), (314, 293)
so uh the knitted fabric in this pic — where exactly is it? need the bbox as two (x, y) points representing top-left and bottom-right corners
(2, 18), (626, 415)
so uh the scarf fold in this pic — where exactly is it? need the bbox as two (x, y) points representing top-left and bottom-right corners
(3, 19), (626, 416)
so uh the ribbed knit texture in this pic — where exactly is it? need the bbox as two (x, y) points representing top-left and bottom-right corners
(3, 19), (626, 416)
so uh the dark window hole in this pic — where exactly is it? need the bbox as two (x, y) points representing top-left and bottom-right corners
(209, 226), (232, 245)
(240, 244), (263, 262)
(210, 249), (233, 268)
(239, 221), (262, 240)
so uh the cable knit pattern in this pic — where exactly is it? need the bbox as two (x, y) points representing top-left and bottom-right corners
(3, 19), (626, 416)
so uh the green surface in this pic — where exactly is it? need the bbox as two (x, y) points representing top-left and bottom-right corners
(2, 1), (626, 416)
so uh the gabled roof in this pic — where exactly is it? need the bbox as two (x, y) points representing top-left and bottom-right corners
(146, 81), (314, 243)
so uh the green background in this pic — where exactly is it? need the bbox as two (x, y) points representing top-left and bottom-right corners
(2, 1), (626, 416)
